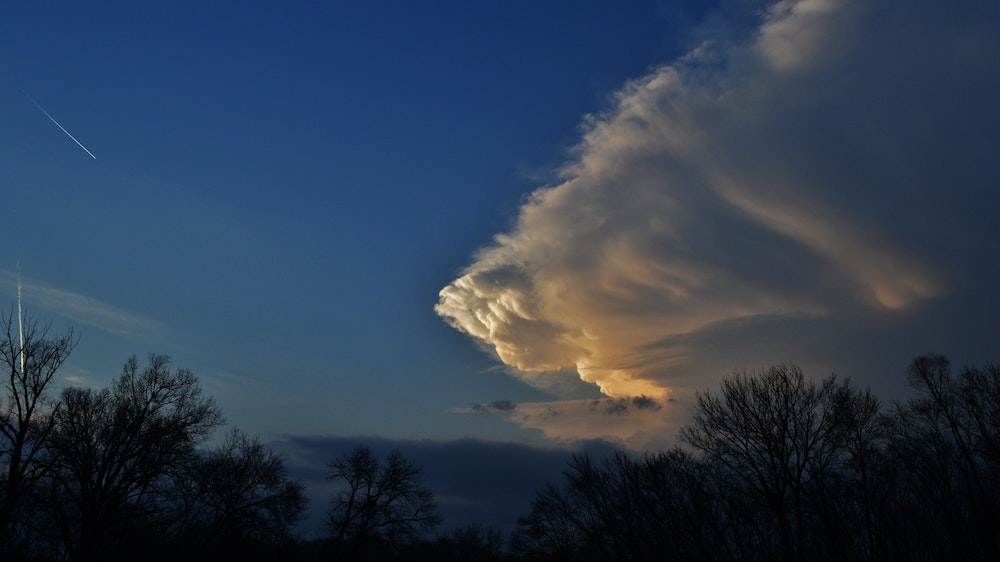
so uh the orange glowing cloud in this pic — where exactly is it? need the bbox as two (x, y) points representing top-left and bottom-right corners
(436, 0), (997, 436)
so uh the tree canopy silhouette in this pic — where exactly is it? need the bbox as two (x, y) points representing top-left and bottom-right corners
(0, 309), (77, 558)
(515, 356), (1000, 562)
(46, 354), (224, 561)
(327, 445), (441, 560)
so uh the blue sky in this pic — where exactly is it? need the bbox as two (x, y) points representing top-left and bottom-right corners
(3, 0), (999, 533)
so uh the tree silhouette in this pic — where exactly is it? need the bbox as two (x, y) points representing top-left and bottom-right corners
(876, 354), (1000, 560)
(0, 307), (314, 562)
(0, 309), (77, 557)
(679, 365), (879, 562)
(513, 449), (729, 562)
(46, 354), (223, 562)
(510, 478), (582, 562)
(512, 358), (1000, 562)
(169, 428), (307, 554)
(514, 364), (909, 562)
(448, 523), (506, 562)
(327, 445), (441, 560)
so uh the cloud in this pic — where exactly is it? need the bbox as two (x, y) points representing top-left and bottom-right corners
(0, 270), (169, 340)
(437, 0), (1000, 426)
(495, 396), (691, 450)
(458, 394), (687, 449)
(465, 399), (518, 414)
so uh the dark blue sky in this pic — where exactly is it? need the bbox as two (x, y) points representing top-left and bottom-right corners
(1, 0), (706, 439)
(2, 0), (998, 533)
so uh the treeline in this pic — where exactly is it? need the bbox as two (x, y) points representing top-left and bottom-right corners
(0, 315), (306, 562)
(4, 308), (999, 561)
(311, 355), (1000, 562)
(511, 358), (1000, 562)
(0, 312), (498, 562)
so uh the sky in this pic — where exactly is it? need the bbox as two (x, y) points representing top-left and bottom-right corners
(2, 0), (999, 534)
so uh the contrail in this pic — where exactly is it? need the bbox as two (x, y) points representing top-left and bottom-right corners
(17, 263), (25, 375)
(26, 95), (97, 159)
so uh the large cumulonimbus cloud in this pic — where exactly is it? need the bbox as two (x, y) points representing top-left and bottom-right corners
(437, 0), (1000, 406)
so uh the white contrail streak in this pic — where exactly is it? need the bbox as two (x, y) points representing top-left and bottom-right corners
(27, 95), (97, 159)
(17, 263), (25, 376)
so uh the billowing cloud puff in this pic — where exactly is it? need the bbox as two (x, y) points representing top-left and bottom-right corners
(437, 0), (1000, 406)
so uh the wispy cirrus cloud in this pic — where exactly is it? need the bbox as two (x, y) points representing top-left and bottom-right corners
(0, 270), (168, 340)
(437, 0), (1000, 442)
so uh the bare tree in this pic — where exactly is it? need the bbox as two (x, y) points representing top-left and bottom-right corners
(171, 428), (306, 552)
(449, 523), (506, 562)
(680, 365), (879, 562)
(510, 480), (583, 562)
(0, 309), (77, 554)
(880, 354), (1000, 561)
(46, 354), (223, 562)
(327, 445), (441, 559)
(513, 448), (730, 562)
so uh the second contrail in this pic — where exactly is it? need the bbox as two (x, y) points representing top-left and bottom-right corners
(27, 95), (97, 159)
